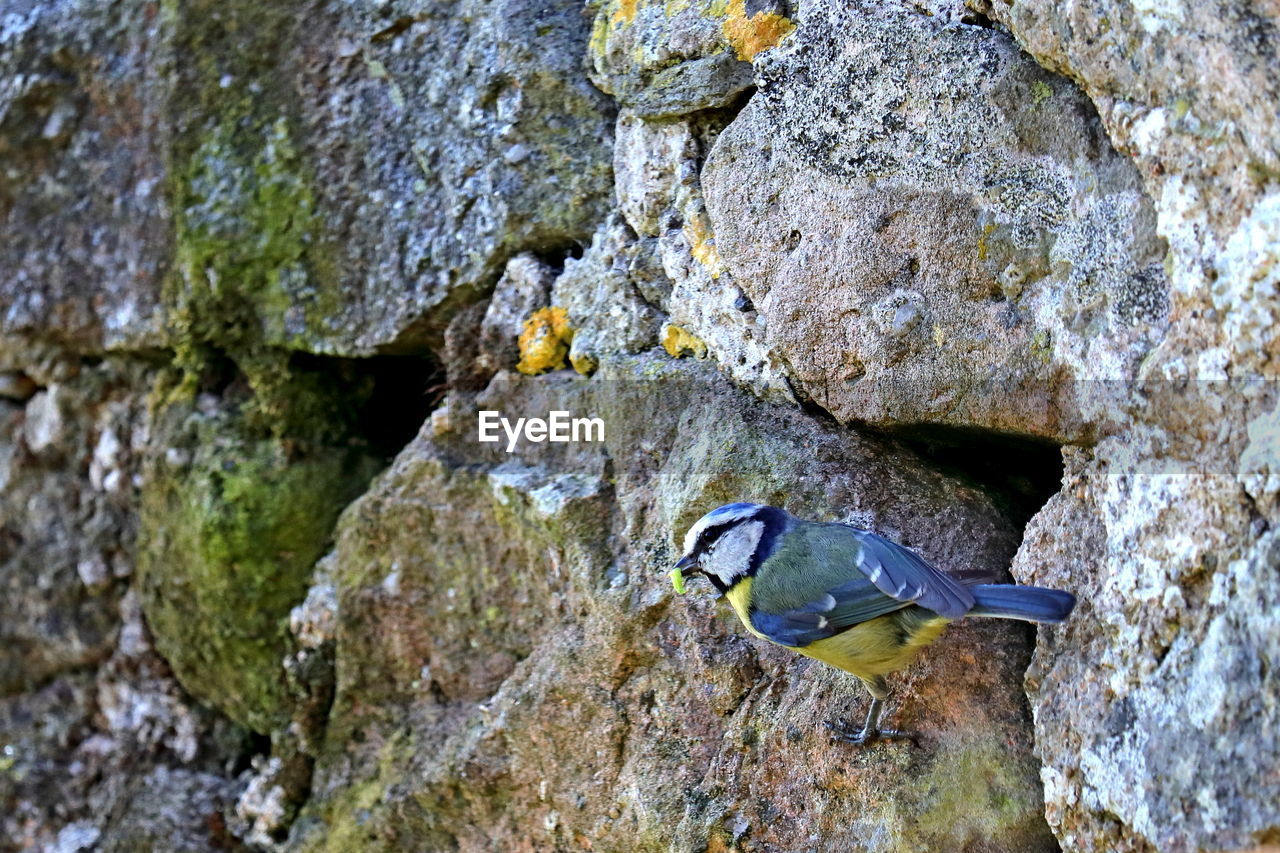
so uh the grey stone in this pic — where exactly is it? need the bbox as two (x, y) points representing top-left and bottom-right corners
(588, 0), (764, 119)
(701, 0), (1169, 441)
(0, 358), (146, 696)
(279, 0), (617, 352)
(0, 2), (171, 351)
(2, 0), (1279, 849)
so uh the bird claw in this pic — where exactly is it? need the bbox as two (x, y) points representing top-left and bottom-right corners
(824, 718), (918, 747)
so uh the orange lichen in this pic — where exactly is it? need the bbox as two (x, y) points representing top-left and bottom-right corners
(516, 307), (574, 375)
(977, 222), (996, 260)
(722, 0), (794, 61)
(662, 324), (708, 359)
(684, 210), (725, 278)
(612, 0), (641, 26)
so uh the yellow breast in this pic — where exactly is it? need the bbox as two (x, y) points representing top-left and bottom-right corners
(724, 577), (767, 639)
(722, 576), (949, 682)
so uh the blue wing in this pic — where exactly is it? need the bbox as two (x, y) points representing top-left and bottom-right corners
(747, 523), (975, 647)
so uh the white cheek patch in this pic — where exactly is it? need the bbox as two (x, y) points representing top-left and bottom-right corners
(704, 520), (764, 585)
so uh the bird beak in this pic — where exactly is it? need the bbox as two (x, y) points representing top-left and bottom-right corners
(669, 553), (700, 595)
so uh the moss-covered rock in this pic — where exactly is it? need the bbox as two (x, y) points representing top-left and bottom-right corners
(137, 385), (381, 733)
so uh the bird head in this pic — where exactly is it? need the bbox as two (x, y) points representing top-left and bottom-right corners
(672, 502), (792, 593)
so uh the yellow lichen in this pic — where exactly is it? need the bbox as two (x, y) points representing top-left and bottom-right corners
(722, 0), (794, 61)
(569, 350), (599, 377)
(662, 323), (708, 359)
(612, 0), (641, 26)
(517, 307), (574, 375)
(684, 211), (725, 278)
(977, 222), (996, 260)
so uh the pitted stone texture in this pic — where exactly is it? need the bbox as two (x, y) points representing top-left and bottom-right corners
(2, 0), (613, 357)
(976, 4), (1280, 850)
(702, 1), (1169, 441)
(1013, 444), (1280, 852)
(588, 0), (763, 118)
(983, 1), (1280, 386)
(163, 0), (614, 357)
(614, 113), (703, 238)
(611, 107), (795, 400)
(286, 0), (616, 352)
(0, 586), (247, 852)
(982, 0), (1280, 239)
(550, 217), (664, 374)
(0, 354), (150, 695)
(0, 1), (171, 350)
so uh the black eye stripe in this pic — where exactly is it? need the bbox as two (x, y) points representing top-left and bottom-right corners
(695, 522), (736, 554)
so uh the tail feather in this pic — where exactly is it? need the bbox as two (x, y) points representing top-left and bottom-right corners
(968, 584), (1076, 624)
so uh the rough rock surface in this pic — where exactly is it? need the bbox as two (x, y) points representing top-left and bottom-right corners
(2, 0), (1277, 850)
(977, 2), (1280, 849)
(701, 0), (1168, 440)
(1, 0), (613, 354)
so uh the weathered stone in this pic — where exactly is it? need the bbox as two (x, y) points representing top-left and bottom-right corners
(0, 2), (171, 350)
(0, 589), (250, 853)
(614, 113), (702, 237)
(588, 0), (782, 118)
(96, 767), (235, 853)
(137, 388), (382, 734)
(4, 0), (1279, 848)
(1012, 443), (1280, 852)
(951, 3), (1280, 850)
(552, 217), (664, 375)
(2, 0), (613, 360)
(611, 104), (795, 400)
(275, 0), (616, 353)
(476, 254), (559, 382)
(701, 1), (1169, 441)
(0, 356), (148, 696)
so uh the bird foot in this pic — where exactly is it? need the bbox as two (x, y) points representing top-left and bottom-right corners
(824, 718), (918, 747)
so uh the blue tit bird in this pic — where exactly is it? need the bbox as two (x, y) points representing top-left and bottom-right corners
(671, 502), (1075, 745)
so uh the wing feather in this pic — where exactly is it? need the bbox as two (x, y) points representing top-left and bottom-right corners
(747, 523), (975, 647)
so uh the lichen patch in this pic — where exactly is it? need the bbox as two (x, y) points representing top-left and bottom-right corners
(721, 0), (795, 61)
(662, 323), (708, 358)
(684, 210), (726, 278)
(517, 307), (574, 375)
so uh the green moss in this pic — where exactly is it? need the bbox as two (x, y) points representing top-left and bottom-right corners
(893, 731), (1056, 851)
(138, 401), (381, 733)
(162, 0), (347, 429)
(291, 732), (409, 852)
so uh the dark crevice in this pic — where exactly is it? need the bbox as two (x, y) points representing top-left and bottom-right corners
(890, 424), (1064, 532)
(286, 351), (443, 460)
(0, 369), (42, 403)
(528, 241), (585, 277)
(233, 732), (272, 776)
(777, 371), (1063, 533)
(184, 348), (442, 460)
(689, 85), (758, 164)
(370, 14), (425, 43)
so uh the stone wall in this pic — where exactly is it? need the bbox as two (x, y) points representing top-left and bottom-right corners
(1, 0), (1276, 850)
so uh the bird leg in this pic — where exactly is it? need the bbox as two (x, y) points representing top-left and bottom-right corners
(825, 682), (918, 746)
